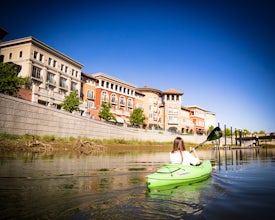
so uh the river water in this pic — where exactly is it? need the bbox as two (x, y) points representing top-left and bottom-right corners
(0, 147), (274, 220)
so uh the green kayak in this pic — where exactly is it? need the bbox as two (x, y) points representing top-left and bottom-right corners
(146, 160), (212, 189)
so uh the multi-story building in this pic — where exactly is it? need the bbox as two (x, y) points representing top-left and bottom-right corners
(0, 36), (83, 107)
(91, 72), (138, 123)
(162, 88), (184, 132)
(180, 107), (194, 134)
(186, 106), (206, 134)
(81, 72), (98, 118)
(81, 72), (146, 125)
(136, 86), (163, 129)
(1, 36), (216, 132)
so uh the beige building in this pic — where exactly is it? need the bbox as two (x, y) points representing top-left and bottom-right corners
(205, 111), (216, 131)
(0, 36), (83, 107)
(162, 88), (184, 132)
(136, 86), (163, 129)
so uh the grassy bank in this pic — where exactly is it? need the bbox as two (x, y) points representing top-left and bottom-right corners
(0, 133), (201, 154)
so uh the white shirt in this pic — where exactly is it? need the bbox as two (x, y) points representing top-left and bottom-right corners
(170, 150), (199, 165)
(169, 151), (182, 164)
(182, 151), (199, 165)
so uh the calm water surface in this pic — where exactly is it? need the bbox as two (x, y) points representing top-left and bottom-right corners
(0, 147), (275, 220)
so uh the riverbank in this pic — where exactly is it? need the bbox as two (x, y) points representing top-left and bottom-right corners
(2, 133), (273, 154)
(0, 133), (202, 154)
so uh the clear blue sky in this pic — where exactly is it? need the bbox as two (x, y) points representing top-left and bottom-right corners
(1, 0), (274, 132)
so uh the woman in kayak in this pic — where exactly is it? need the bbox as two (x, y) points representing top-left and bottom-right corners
(170, 137), (201, 165)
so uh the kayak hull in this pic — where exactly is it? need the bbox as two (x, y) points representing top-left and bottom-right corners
(146, 160), (212, 189)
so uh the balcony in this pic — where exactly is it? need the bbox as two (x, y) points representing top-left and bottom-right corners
(47, 79), (56, 87)
(31, 73), (43, 83)
(168, 120), (179, 125)
(87, 94), (95, 100)
(110, 99), (117, 105)
(59, 84), (68, 91)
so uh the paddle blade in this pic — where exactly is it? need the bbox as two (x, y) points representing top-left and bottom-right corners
(207, 127), (222, 141)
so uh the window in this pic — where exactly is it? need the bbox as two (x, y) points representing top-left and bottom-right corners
(48, 58), (52, 66)
(65, 66), (68, 73)
(33, 51), (38, 59)
(61, 64), (64, 72)
(60, 77), (67, 89)
(19, 51), (23, 58)
(53, 60), (57, 68)
(72, 69), (75, 76)
(111, 94), (117, 103)
(32, 66), (42, 79)
(87, 90), (94, 99)
(47, 72), (55, 84)
(168, 116), (178, 124)
(120, 96), (125, 106)
(168, 107), (178, 114)
(87, 101), (94, 109)
(39, 54), (44, 62)
(71, 82), (77, 91)
(9, 53), (12, 59)
(128, 98), (133, 108)
(101, 91), (108, 102)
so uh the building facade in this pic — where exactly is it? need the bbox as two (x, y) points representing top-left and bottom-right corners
(136, 86), (163, 129)
(162, 88), (184, 133)
(1, 36), (216, 133)
(0, 36), (83, 108)
(92, 73), (138, 123)
(186, 106), (207, 134)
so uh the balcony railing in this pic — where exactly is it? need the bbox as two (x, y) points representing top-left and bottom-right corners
(59, 84), (68, 90)
(31, 73), (43, 82)
(48, 79), (56, 87)
(87, 94), (95, 100)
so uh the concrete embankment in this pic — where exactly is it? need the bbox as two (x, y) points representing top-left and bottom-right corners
(0, 94), (207, 144)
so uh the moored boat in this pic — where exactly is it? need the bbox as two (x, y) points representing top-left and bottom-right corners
(146, 160), (212, 189)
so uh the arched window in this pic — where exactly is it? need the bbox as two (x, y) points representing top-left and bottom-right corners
(120, 96), (125, 107)
(101, 91), (108, 102)
(111, 94), (117, 104)
(128, 98), (133, 108)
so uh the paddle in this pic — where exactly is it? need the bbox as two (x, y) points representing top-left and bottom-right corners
(190, 126), (222, 153)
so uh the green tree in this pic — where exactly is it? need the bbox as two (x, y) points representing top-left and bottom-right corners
(98, 102), (116, 121)
(61, 90), (81, 113)
(242, 129), (251, 136)
(224, 128), (232, 136)
(130, 107), (146, 126)
(0, 62), (29, 96)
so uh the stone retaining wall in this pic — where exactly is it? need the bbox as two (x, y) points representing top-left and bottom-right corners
(0, 94), (208, 144)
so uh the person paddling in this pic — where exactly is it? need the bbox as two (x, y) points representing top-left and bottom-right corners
(169, 137), (201, 165)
